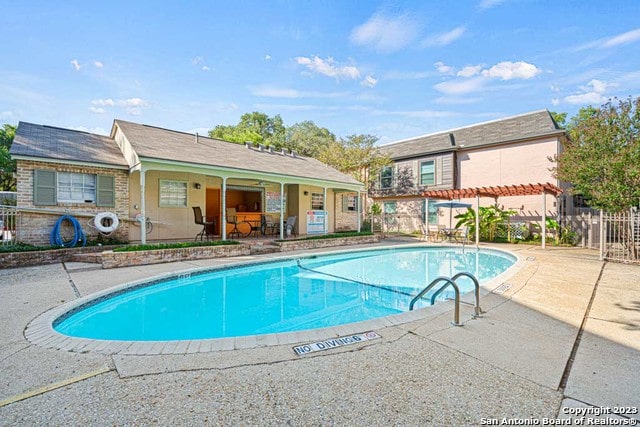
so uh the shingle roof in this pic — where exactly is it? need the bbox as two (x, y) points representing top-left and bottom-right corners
(380, 110), (563, 160)
(114, 120), (362, 186)
(10, 122), (129, 167)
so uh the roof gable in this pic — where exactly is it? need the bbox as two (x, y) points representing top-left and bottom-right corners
(114, 120), (362, 186)
(380, 110), (563, 160)
(10, 122), (129, 167)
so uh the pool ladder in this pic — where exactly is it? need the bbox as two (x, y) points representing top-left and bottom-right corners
(409, 272), (483, 327)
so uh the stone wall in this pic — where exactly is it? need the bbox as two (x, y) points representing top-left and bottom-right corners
(0, 245), (120, 269)
(16, 160), (130, 245)
(101, 244), (251, 269)
(275, 234), (378, 252)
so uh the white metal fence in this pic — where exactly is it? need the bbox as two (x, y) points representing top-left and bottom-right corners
(0, 205), (18, 245)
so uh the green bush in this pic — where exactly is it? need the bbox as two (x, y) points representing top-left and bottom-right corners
(114, 240), (240, 252)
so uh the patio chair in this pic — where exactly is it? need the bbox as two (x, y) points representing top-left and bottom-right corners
(193, 207), (215, 241)
(285, 216), (297, 238)
(262, 214), (279, 236)
(226, 207), (246, 239)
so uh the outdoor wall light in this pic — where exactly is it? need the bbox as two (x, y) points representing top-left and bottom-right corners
(194, 183), (202, 189)
(303, 191), (309, 196)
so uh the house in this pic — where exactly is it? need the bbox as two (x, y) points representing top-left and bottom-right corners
(10, 120), (364, 245)
(370, 110), (567, 233)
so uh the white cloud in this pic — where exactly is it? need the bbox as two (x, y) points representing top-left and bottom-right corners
(435, 96), (481, 105)
(434, 77), (486, 95)
(89, 106), (105, 114)
(551, 98), (560, 106)
(118, 98), (149, 107)
(91, 98), (115, 106)
(295, 56), (360, 80)
(478, 0), (505, 10)
(249, 85), (348, 99)
(434, 61), (455, 75)
(94, 61), (104, 68)
(0, 111), (15, 120)
(202, 66), (210, 71)
(550, 82), (561, 93)
(373, 109), (458, 119)
(562, 79), (614, 105)
(422, 26), (466, 47)
(70, 59), (81, 71)
(265, 54), (271, 61)
(457, 65), (483, 77)
(349, 13), (419, 53)
(361, 75), (378, 88)
(71, 126), (108, 135)
(481, 61), (541, 80)
(191, 56), (204, 65)
(601, 28), (640, 48)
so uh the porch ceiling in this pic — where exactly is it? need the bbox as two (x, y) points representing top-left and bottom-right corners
(422, 182), (563, 200)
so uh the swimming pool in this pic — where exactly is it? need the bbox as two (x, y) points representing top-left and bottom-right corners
(53, 247), (516, 342)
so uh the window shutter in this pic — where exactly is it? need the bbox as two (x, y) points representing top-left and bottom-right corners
(436, 157), (443, 185)
(342, 195), (348, 213)
(33, 170), (56, 205)
(96, 175), (115, 207)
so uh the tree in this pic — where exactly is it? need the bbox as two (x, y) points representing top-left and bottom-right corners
(285, 120), (335, 157)
(0, 124), (17, 191)
(554, 97), (640, 212)
(209, 112), (286, 148)
(316, 134), (390, 189)
(549, 111), (567, 128)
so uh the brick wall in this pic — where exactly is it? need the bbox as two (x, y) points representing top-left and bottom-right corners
(335, 193), (359, 231)
(16, 160), (130, 245)
(101, 244), (250, 269)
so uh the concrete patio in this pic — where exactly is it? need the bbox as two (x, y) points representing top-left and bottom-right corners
(1, 239), (638, 425)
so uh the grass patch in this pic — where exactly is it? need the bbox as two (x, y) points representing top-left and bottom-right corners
(276, 231), (373, 242)
(113, 240), (240, 252)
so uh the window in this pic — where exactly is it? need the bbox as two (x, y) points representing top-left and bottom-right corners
(159, 180), (188, 207)
(342, 194), (358, 212)
(380, 166), (393, 189)
(420, 161), (435, 186)
(383, 201), (397, 214)
(422, 200), (438, 224)
(57, 172), (96, 203)
(311, 192), (324, 210)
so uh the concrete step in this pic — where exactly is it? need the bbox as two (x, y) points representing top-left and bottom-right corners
(69, 252), (103, 263)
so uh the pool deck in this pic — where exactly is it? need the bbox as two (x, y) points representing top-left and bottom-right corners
(1, 238), (639, 425)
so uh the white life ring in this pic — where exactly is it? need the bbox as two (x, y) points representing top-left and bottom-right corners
(94, 212), (119, 233)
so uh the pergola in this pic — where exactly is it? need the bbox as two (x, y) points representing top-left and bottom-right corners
(422, 182), (563, 248)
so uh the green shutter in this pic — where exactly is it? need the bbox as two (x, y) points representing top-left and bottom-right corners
(96, 175), (115, 207)
(33, 170), (56, 205)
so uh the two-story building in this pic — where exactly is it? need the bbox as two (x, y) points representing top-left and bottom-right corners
(370, 110), (567, 233)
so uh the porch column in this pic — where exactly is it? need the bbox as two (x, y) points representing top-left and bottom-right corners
(599, 209), (604, 261)
(221, 177), (227, 241)
(357, 191), (361, 232)
(280, 182), (285, 240)
(140, 169), (147, 244)
(541, 191), (547, 249)
(475, 193), (480, 247)
(323, 187), (327, 234)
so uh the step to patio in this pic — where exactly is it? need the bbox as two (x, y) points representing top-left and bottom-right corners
(249, 244), (281, 255)
(69, 252), (103, 264)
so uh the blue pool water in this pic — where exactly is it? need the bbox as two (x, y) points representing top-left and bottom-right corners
(54, 247), (516, 341)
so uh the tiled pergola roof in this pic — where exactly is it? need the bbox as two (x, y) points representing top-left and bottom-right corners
(422, 182), (563, 200)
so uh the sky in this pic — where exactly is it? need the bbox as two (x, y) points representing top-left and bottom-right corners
(1, 1), (639, 144)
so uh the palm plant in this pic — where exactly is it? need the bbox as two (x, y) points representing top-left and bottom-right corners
(455, 205), (517, 242)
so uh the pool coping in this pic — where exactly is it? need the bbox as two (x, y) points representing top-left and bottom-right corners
(24, 243), (525, 356)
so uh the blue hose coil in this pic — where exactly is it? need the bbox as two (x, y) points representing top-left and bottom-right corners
(50, 215), (86, 247)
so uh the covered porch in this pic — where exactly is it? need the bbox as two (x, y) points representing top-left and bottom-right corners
(128, 159), (364, 244)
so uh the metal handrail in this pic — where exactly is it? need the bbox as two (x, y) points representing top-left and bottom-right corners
(409, 276), (461, 326)
(430, 272), (483, 318)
